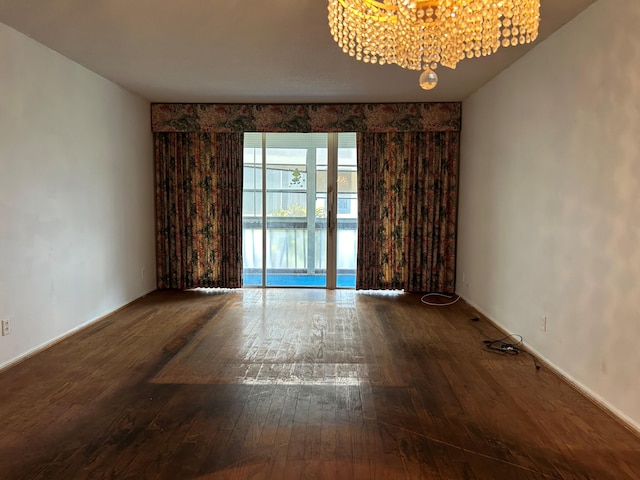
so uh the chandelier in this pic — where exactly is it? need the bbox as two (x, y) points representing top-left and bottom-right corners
(328, 0), (540, 90)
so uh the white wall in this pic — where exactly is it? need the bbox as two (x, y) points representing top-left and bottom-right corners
(457, 0), (640, 430)
(0, 22), (156, 368)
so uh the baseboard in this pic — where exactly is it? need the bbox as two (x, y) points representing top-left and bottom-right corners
(0, 290), (155, 373)
(458, 293), (640, 439)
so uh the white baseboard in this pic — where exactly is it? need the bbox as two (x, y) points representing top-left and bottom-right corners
(458, 293), (640, 438)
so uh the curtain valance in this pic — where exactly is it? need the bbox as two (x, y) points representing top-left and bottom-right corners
(151, 103), (461, 133)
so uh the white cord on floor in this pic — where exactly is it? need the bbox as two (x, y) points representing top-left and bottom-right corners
(420, 292), (461, 306)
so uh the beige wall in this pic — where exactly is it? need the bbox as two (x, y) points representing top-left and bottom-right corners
(457, 0), (640, 430)
(0, 23), (156, 368)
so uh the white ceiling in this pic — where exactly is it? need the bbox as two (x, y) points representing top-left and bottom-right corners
(0, 0), (597, 103)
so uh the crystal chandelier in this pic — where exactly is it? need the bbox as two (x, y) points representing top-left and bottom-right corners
(328, 0), (540, 90)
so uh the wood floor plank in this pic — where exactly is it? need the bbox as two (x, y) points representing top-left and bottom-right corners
(0, 289), (639, 479)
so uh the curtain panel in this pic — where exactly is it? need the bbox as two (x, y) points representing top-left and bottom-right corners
(155, 132), (243, 289)
(357, 131), (459, 293)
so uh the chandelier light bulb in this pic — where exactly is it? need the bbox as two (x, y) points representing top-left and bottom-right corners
(328, 0), (540, 90)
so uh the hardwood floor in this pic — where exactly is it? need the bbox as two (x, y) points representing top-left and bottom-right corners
(0, 289), (638, 479)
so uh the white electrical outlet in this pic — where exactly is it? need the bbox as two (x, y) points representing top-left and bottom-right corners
(540, 315), (547, 332)
(1, 320), (10, 336)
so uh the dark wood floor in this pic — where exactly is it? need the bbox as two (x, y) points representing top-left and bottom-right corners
(1, 289), (639, 479)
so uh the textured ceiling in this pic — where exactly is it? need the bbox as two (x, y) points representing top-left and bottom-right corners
(0, 0), (597, 103)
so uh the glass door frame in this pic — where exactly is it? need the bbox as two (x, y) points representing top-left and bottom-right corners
(325, 133), (338, 289)
(242, 132), (354, 289)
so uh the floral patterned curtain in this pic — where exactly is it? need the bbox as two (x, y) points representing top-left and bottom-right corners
(356, 131), (459, 293)
(155, 132), (243, 289)
(152, 103), (461, 291)
(151, 103), (461, 133)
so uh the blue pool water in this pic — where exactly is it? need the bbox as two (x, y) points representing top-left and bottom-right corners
(243, 274), (355, 288)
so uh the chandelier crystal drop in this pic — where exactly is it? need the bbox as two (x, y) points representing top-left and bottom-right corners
(328, 0), (540, 90)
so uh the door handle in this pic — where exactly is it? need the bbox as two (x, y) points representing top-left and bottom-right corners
(327, 185), (334, 231)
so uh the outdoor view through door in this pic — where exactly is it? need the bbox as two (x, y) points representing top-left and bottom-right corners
(243, 133), (357, 288)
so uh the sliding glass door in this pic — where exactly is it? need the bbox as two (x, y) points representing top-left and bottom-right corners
(242, 132), (356, 288)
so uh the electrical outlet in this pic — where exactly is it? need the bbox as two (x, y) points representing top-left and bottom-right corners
(540, 315), (547, 332)
(1, 320), (10, 336)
